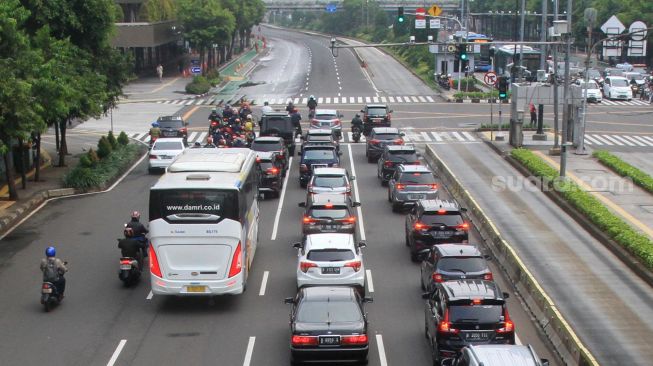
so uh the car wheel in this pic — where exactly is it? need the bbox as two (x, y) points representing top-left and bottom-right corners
(392, 203), (401, 212)
(367, 156), (374, 163)
(381, 179), (388, 187)
(388, 190), (392, 202)
(425, 318), (430, 339)
(410, 251), (419, 262)
(405, 232), (410, 247)
(420, 269), (426, 290)
(148, 168), (155, 174)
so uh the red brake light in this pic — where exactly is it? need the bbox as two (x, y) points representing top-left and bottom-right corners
(303, 216), (315, 224)
(370, 139), (380, 144)
(497, 319), (515, 333)
(483, 273), (494, 281)
(300, 261), (317, 273)
(42, 283), (52, 290)
(432, 273), (444, 282)
(149, 155), (157, 160)
(394, 139), (404, 145)
(437, 209), (447, 214)
(344, 261), (362, 272)
(211, 121), (218, 126)
(325, 203), (334, 208)
(120, 259), (131, 265)
(228, 242), (242, 278)
(457, 222), (469, 231)
(266, 167), (279, 175)
(396, 183), (405, 190)
(300, 164), (308, 172)
(342, 216), (356, 223)
(438, 309), (459, 334)
(384, 161), (394, 167)
(149, 245), (162, 278)
(341, 334), (368, 345)
(414, 222), (427, 230)
(472, 298), (482, 305)
(291, 335), (318, 346)
(429, 184), (438, 190)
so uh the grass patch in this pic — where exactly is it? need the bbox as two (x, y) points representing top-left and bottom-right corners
(593, 150), (653, 194)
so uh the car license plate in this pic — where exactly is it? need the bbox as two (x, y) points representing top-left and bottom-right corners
(372, 118), (382, 122)
(321, 122), (330, 126)
(42, 288), (52, 294)
(161, 155), (172, 159)
(408, 194), (425, 200)
(186, 285), (207, 293)
(321, 224), (337, 232)
(464, 331), (491, 341)
(319, 336), (340, 345)
(321, 267), (341, 274)
(120, 264), (132, 270)
(433, 231), (454, 238)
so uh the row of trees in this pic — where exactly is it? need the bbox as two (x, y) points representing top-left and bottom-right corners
(0, 0), (131, 200)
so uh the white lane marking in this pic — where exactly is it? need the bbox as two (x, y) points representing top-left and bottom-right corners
(197, 132), (207, 143)
(107, 339), (127, 366)
(146, 291), (153, 300)
(632, 135), (653, 146)
(259, 271), (270, 296)
(366, 270), (375, 293)
(451, 132), (465, 141)
(621, 135), (646, 146)
(333, 97), (339, 104)
(373, 97), (379, 103)
(271, 157), (293, 240)
(418, 96), (427, 102)
(610, 135), (635, 146)
(420, 131), (432, 142)
(318, 97), (324, 104)
(357, 97), (363, 103)
(589, 135), (612, 145)
(380, 97), (387, 103)
(430, 132), (443, 142)
(389, 96), (396, 103)
(301, 98), (307, 104)
(294, 97), (300, 104)
(242, 336), (256, 366)
(347, 144), (366, 241)
(395, 96), (403, 103)
(411, 96), (419, 103)
(515, 333), (522, 345)
(426, 96), (435, 102)
(601, 135), (624, 146)
(584, 135), (601, 145)
(365, 97), (371, 103)
(325, 97), (331, 104)
(376, 334), (388, 366)
(462, 131), (476, 141)
(188, 132), (198, 142)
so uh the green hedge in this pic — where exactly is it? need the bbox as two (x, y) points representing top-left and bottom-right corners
(185, 75), (211, 95)
(511, 148), (653, 269)
(593, 150), (653, 194)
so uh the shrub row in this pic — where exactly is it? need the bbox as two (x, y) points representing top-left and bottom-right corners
(593, 150), (653, 194)
(511, 148), (653, 269)
(185, 75), (211, 95)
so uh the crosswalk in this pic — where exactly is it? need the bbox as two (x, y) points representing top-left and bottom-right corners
(128, 130), (480, 145)
(584, 134), (653, 147)
(595, 99), (651, 106)
(155, 95), (438, 106)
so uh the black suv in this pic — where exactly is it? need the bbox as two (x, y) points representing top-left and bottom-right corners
(259, 112), (298, 155)
(250, 136), (289, 172)
(361, 104), (392, 135)
(418, 244), (492, 292)
(423, 280), (515, 365)
(377, 145), (420, 185)
(365, 127), (404, 163)
(300, 128), (339, 155)
(299, 146), (339, 188)
(256, 151), (285, 198)
(285, 286), (373, 365)
(156, 115), (188, 143)
(299, 193), (360, 235)
(405, 199), (469, 261)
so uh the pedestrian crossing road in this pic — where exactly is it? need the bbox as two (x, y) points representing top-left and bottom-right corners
(584, 133), (653, 147)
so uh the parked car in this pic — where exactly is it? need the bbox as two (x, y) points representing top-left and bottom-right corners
(294, 233), (366, 294)
(388, 165), (439, 212)
(365, 127), (404, 163)
(377, 145), (420, 185)
(148, 137), (185, 173)
(310, 109), (344, 139)
(418, 244), (493, 292)
(285, 286), (372, 365)
(308, 167), (354, 196)
(299, 193), (360, 235)
(423, 280), (515, 365)
(443, 344), (549, 366)
(256, 151), (285, 198)
(299, 145), (340, 188)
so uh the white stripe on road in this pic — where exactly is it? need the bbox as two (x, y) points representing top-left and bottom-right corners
(357, 97), (363, 103)
(426, 96), (435, 102)
(318, 97), (323, 104)
(462, 131), (476, 141)
(420, 131), (432, 142)
(641, 135), (653, 144)
(134, 133), (147, 140)
(146, 291), (153, 300)
(411, 96), (419, 103)
(515, 333), (522, 345)
(347, 144), (366, 241)
(601, 135), (624, 145)
(350, 97), (356, 104)
(196, 132), (207, 143)
(107, 339), (127, 366)
(418, 96), (427, 102)
(380, 97), (387, 103)
(332, 97), (338, 104)
(365, 97), (371, 103)
(430, 132), (443, 142)
(242, 336), (256, 366)
(620, 135), (646, 146)
(610, 135), (635, 146)
(395, 96), (403, 103)
(451, 132), (465, 141)
(325, 97), (331, 104)
(589, 135), (613, 145)
(187, 132), (198, 143)
(632, 135), (653, 146)
(259, 271), (270, 296)
(293, 97), (300, 105)
(376, 334), (388, 366)
(584, 135), (601, 145)
(366, 269), (374, 293)
(389, 96), (396, 103)
(373, 97), (380, 103)
(271, 157), (293, 240)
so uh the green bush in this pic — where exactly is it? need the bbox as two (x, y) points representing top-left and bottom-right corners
(107, 131), (118, 149)
(205, 69), (221, 86)
(87, 148), (100, 164)
(593, 150), (653, 194)
(79, 154), (93, 168)
(97, 136), (113, 159)
(63, 167), (102, 189)
(185, 75), (211, 95)
(117, 131), (129, 146)
(511, 148), (653, 269)
(64, 144), (143, 190)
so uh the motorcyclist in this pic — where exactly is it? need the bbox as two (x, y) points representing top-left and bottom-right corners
(351, 113), (363, 132)
(307, 96), (317, 118)
(262, 101), (274, 115)
(232, 118), (243, 134)
(239, 103), (252, 120)
(245, 115), (254, 132)
(222, 104), (234, 119)
(203, 136), (217, 148)
(40, 246), (68, 299)
(290, 108), (302, 136)
(285, 101), (295, 114)
(118, 228), (145, 270)
(149, 122), (161, 143)
(125, 211), (148, 258)
(244, 124), (256, 146)
(208, 108), (220, 122)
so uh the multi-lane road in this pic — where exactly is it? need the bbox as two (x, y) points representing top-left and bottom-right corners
(1, 25), (652, 366)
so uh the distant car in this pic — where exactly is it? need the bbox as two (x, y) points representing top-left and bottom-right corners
(388, 165), (439, 212)
(256, 151), (285, 198)
(299, 146), (340, 188)
(365, 127), (404, 163)
(575, 80), (602, 103)
(311, 109), (344, 139)
(148, 138), (185, 173)
(474, 62), (492, 72)
(603, 76), (632, 101)
(156, 115), (188, 143)
(285, 286), (372, 365)
(418, 244), (493, 292)
(443, 344), (549, 366)
(300, 128), (339, 155)
(376, 145), (420, 185)
(250, 136), (289, 171)
(294, 233), (366, 293)
(361, 104), (392, 135)
(423, 280), (515, 365)
(405, 199), (469, 261)
(299, 193), (360, 235)
(308, 167), (354, 196)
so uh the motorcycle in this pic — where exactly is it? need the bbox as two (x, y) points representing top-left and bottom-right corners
(352, 126), (362, 143)
(41, 261), (67, 312)
(118, 255), (141, 286)
(209, 119), (220, 136)
(436, 74), (451, 90)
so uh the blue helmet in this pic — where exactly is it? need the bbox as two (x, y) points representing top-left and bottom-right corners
(45, 246), (56, 257)
(151, 122), (160, 127)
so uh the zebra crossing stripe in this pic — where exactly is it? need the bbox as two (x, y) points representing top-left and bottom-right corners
(621, 135), (646, 146)
(451, 132), (466, 142)
(196, 132), (208, 143)
(602, 135), (624, 145)
(420, 132), (431, 141)
(301, 98), (307, 104)
(365, 97), (371, 103)
(584, 135), (601, 145)
(188, 132), (198, 142)
(134, 133), (147, 140)
(418, 96), (427, 102)
(401, 132), (410, 142)
(325, 97), (331, 104)
(396, 96), (403, 103)
(348, 97), (354, 104)
(430, 132), (443, 142)
(462, 131), (476, 141)
(373, 97), (379, 103)
(610, 135), (634, 146)
(426, 96), (435, 102)
(389, 96), (396, 103)
(294, 98), (300, 104)
(590, 135), (613, 145)
(143, 135), (151, 143)
(381, 97), (387, 103)
(357, 97), (363, 103)
(332, 97), (338, 104)
(317, 97), (323, 104)
(185, 100), (194, 106)
(411, 96), (419, 103)
(640, 136), (653, 144)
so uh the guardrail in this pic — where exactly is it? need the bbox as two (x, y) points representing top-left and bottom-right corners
(424, 145), (599, 366)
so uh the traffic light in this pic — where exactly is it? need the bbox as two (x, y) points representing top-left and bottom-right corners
(498, 77), (509, 100)
(457, 44), (468, 61)
(397, 7), (405, 23)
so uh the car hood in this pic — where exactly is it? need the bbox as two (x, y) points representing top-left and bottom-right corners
(294, 320), (365, 334)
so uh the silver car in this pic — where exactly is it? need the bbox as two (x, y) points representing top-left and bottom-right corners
(294, 233), (366, 293)
(310, 109), (343, 138)
(148, 138), (185, 173)
(307, 167), (354, 196)
(388, 165), (439, 212)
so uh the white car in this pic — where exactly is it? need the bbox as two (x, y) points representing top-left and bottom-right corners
(603, 76), (632, 101)
(576, 80), (602, 103)
(148, 137), (185, 173)
(307, 167), (354, 196)
(294, 233), (366, 293)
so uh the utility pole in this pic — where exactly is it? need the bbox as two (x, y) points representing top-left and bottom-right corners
(539, 0), (548, 71)
(576, 8), (597, 155)
(518, 0), (525, 80)
(560, 0), (573, 177)
(552, 0), (560, 150)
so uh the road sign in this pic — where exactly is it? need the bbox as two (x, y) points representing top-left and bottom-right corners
(484, 72), (497, 86)
(601, 15), (626, 57)
(600, 15), (626, 34)
(415, 7), (426, 29)
(191, 66), (201, 75)
(325, 3), (337, 13)
(429, 18), (440, 29)
(629, 21), (647, 41)
(428, 5), (442, 17)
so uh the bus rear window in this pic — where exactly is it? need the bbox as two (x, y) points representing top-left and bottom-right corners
(149, 189), (238, 222)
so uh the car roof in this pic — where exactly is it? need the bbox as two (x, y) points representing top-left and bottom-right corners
(466, 345), (543, 366)
(365, 104), (388, 108)
(313, 167), (347, 176)
(157, 115), (183, 121)
(372, 127), (400, 134)
(386, 145), (415, 152)
(435, 244), (482, 257)
(399, 165), (431, 173)
(307, 128), (334, 135)
(606, 76), (627, 80)
(315, 109), (338, 115)
(309, 193), (349, 205)
(153, 137), (185, 145)
(419, 199), (460, 211)
(440, 280), (503, 301)
(261, 111), (288, 117)
(305, 233), (355, 251)
(301, 286), (357, 302)
(255, 151), (275, 160)
(253, 136), (283, 142)
(303, 145), (336, 151)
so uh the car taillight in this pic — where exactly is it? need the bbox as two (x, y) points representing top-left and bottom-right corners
(149, 245), (162, 278)
(300, 164), (308, 172)
(394, 139), (404, 145)
(149, 154), (157, 160)
(291, 335), (318, 346)
(484, 273), (494, 281)
(438, 309), (459, 334)
(341, 216), (356, 223)
(429, 184), (438, 190)
(300, 261), (317, 273)
(369, 139), (380, 145)
(266, 167), (279, 175)
(384, 161), (394, 167)
(414, 222), (428, 231)
(180, 127), (187, 134)
(344, 261), (362, 272)
(228, 242), (242, 278)
(341, 334), (368, 345)
(120, 259), (131, 265)
(396, 183), (405, 190)
(303, 216), (316, 224)
(457, 222), (470, 231)
(432, 273), (444, 282)
(334, 119), (341, 125)
(211, 121), (218, 127)
(497, 319), (515, 334)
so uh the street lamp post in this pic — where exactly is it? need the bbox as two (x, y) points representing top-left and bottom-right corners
(576, 8), (597, 155)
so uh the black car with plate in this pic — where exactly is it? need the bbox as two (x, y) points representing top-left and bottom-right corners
(256, 151), (285, 198)
(299, 193), (360, 235)
(360, 104), (392, 135)
(260, 112), (299, 155)
(250, 136), (289, 173)
(418, 244), (493, 292)
(299, 145), (340, 188)
(423, 280), (515, 365)
(285, 286), (372, 365)
(157, 115), (188, 143)
(376, 145), (420, 185)
(365, 127), (404, 163)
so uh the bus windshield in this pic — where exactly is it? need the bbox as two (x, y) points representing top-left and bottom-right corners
(149, 189), (238, 222)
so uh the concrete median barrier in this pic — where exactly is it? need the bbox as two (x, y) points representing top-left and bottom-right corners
(424, 145), (599, 366)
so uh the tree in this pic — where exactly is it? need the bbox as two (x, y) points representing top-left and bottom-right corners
(140, 0), (177, 22)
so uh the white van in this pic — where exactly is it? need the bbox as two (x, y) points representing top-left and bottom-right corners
(603, 76), (632, 101)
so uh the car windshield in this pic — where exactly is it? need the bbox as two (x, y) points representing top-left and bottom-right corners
(389, 153), (418, 162)
(438, 257), (487, 273)
(153, 141), (184, 150)
(251, 141), (282, 152)
(449, 305), (503, 324)
(421, 213), (464, 226)
(313, 175), (347, 188)
(399, 172), (435, 184)
(578, 81), (598, 89)
(315, 114), (337, 120)
(587, 70), (601, 78)
(309, 208), (348, 219)
(296, 301), (362, 323)
(367, 108), (387, 116)
(304, 150), (336, 160)
(307, 249), (355, 261)
(158, 120), (182, 129)
(611, 79), (629, 87)
(258, 161), (273, 170)
(308, 135), (332, 142)
(626, 73), (644, 80)
(606, 69), (624, 76)
(375, 133), (399, 140)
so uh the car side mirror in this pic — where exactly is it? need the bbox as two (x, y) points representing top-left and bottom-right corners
(502, 292), (510, 299)
(284, 297), (294, 304)
(416, 249), (430, 261)
(440, 359), (454, 366)
(298, 202), (306, 207)
(460, 207), (468, 213)
(389, 110), (394, 113)
(363, 296), (373, 303)
(293, 242), (302, 249)
(358, 241), (367, 248)
(421, 292), (430, 300)
(484, 254), (492, 261)
(352, 202), (361, 207)
(541, 359), (549, 366)
(350, 176), (355, 181)
(338, 151), (343, 156)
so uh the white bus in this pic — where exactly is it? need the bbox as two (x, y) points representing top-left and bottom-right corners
(148, 148), (260, 296)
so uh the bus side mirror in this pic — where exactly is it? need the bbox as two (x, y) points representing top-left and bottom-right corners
(352, 202), (361, 207)
(502, 292), (510, 299)
(298, 202), (306, 207)
(358, 241), (367, 248)
(293, 242), (302, 249)
(284, 297), (294, 304)
(350, 176), (355, 181)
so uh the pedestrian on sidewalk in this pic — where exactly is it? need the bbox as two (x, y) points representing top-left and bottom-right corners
(529, 103), (537, 126)
(156, 64), (163, 82)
